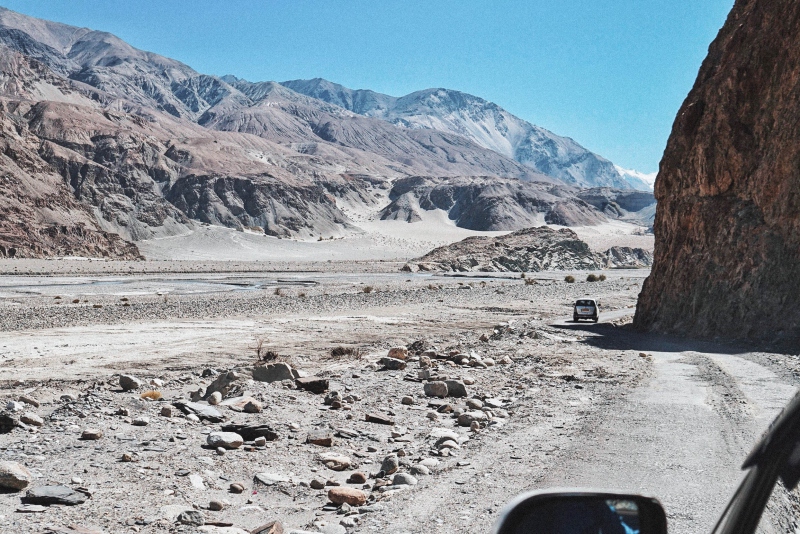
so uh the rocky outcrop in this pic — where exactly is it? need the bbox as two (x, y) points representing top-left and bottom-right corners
(635, 0), (800, 338)
(414, 227), (603, 272)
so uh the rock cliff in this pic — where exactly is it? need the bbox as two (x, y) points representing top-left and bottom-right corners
(634, 0), (800, 338)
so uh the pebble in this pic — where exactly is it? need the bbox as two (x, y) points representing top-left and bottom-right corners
(254, 436), (267, 447)
(119, 374), (142, 391)
(319, 453), (351, 471)
(457, 411), (488, 427)
(484, 358), (496, 366)
(380, 357), (407, 370)
(23, 485), (88, 506)
(177, 510), (204, 526)
(347, 471), (367, 484)
(216, 447), (226, 456)
(310, 478), (326, 490)
(160, 406), (172, 417)
(209, 500), (226, 511)
(132, 417), (150, 426)
(444, 380), (467, 398)
(307, 430), (335, 447)
(387, 346), (409, 360)
(423, 381), (449, 398)
(20, 412), (43, 427)
(466, 398), (483, 410)
(380, 454), (399, 475)
(426, 411), (439, 421)
(6, 401), (23, 412)
(254, 473), (290, 486)
(229, 482), (245, 493)
(462, 376), (476, 385)
(81, 429), (103, 440)
(19, 395), (40, 408)
(208, 432), (244, 449)
(340, 517), (358, 528)
(60, 394), (78, 402)
(409, 464), (430, 476)
(244, 399), (263, 413)
(392, 473), (418, 486)
(401, 396), (415, 405)
(0, 461), (32, 490)
(208, 392), (223, 405)
(328, 487), (367, 506)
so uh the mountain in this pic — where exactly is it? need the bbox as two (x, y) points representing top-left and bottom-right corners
(0, 6), (653, 258)
(635, 0), (800, 340)
(281, 78), (651, 190)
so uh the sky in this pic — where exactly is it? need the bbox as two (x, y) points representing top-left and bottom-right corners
(2, 1), (734, 173)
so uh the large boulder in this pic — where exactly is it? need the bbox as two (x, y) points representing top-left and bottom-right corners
(0, 461), (32, 491)
(634, 0), (800, 340)
(252, 363), (297, 383)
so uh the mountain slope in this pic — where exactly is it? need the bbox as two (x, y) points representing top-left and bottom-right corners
(281, 78), (650, 190)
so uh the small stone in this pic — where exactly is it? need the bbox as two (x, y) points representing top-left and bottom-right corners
(207, 432), (244, 449)
(150, 378), (164, 387)
(81, 429), (103, 440)
(22, 485), (87, 506)
(0, 461), (32, 490)
(479, 333), (489, 342)
(324, 392), (342, 406)
(420, 458), (440, 469)
(18, 395), (40, 408)
(186, 414), (200, 423)
(328, 487), (367, 506)
(20, 412), (43, 427)
(208, 392), (223, 406)
(310, 478), (326, 490)
(119, 374), (142, 391)
(484, 358), (496, 366)
(319, 453), (351, 471)
(230, 482), (245, 493)
(177, 510), (204, 526)
(160, 406), (172, 417)
(307, 430), (335, 447)
(60, 394), (78, 402)
(208, 500), (226, 511)
(423, 381), (448, 398)
(71, 476), (83, 485)
(401, 396), (414, 405)
(251, 520), (284, 534)
(387, 347), (409, 360)
(409, 464), (430, 476)
(437, 439), (459, 450)
(466, 398), (483, 410)
(470, 421), (482, 432)
(457, 411), (488, 427)
(392, 473), (418, 486)
(380, 454), (399, 475)
(444, 380), (467, 398)
(190, 389), (204, 402)
(216, 447), (226, 456)
(347, 471), (367, 484)
(244, 399), (263, 413)
(365, 413), (394, 425)
(426, 411), (438, 421)
(132, 417), (149, 426)
(254, 436), (267, 447)
(462, 376), (476, 385)
(254, 473), (290, 486)
(340, 517), (358, 528)
(296, 376), (329, 394)
(379, 357), (407, 370)
(253, 362), (296, 383)
(116, 407), (130, 417)
(121, 453), (134, 462)
(498, 356), (513, 364)
(5, 401), (23, 412)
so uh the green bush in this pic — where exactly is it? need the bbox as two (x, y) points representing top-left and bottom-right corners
(564, 275), (575, 283)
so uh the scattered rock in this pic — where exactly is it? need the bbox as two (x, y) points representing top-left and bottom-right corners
(347, 472), (367, 484)
(379, 357), (407, 371)
(119, 375), (142, 391)
(444, 380), (467, 398)
(319, 453), (351, 471)
(243, 399), (263, 413)
(23, 485), (88, 506)
(254, 436), (267, 447)
(380, 454), (399, 475)
(220, 423), (279, 441)
(0, 461), (32, 490)
(208, 392), (223, 406)
(251, 520), (284, 534)
(253, 363), (296, 383)
(173, 401), (225, 423)
(6, 401), (23, 412)
(177, 510), (205, 526)
(20, 412), (43, 427)
(466, 398), (483, 409)
(387, 347), (409, 361)
(392, 473), (418, 486)
(254, 473), (290, 486)
(207, 432), (244, 450)
(296, 376), (329, 394)
(209, 500), (226, 511)
(409, 464), (430, 476)
(310, 478), (326, 490)
(132, 417), (150, 426)
(81, 429), (103, 440)
(306, 430), (335, 447)
(401, 396), (414, 405)
(160, 406), (173, 417)
(18, 395), (39, 408)
(424, 381), (448, 398)
(328, 487), (367, 506)
(457, 411), (488, 427)
(365, 413), (394, 425)
(229, 482), (245, 494)
(204, 370), (248, 399)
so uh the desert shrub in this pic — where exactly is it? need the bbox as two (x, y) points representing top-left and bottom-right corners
(525, 278), (537, 285)
(140, 390), (162, 401)
(274, 287), (282, 296)
(330, 346), (364, 359)
(362, 286), (374, 293)
(254, 337), (279, 362)
(120, 297), (129, 302)
(427, 284), (439, 290)
(586, 274), (599, 282)
(72, 299), (80, 304)
(564, 275), (576, 283)
(298, 292), (306, 298)
(520, 272), (526, 278)
(599, 274), (607, 281)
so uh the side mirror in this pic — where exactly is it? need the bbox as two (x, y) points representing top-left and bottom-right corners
(493, 490), (668, 534)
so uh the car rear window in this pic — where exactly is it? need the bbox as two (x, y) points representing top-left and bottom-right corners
(576, 300), (594, 306)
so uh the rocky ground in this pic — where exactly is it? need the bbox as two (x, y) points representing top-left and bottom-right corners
(0, 264), (652, 534)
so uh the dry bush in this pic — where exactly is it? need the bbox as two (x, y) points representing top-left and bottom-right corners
(520, 272), (526, 278)
(329, 346), (364, 360)
(586, 274), (599, 282)
(299, 292), (306, 298)
(140, 390), (162, 400)
(525, 278), (537, 285)
(599, 274), (607, 281)
(72, 299), (80, 304)
(274, 287), (282, 296)
(564, 275), (576, 283)
(362, 286), (374, 293)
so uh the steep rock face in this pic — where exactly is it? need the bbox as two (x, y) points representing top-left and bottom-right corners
(635, 0), (800, 338)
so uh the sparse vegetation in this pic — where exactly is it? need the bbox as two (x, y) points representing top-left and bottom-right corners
(587, 274), (599, 282)
(274, 287), (282, 296)
(525, 278), (536, 285)
(427, 284), (439, 290)
(599, 274), (607, 281)
(520, 272), (526, 278)
(565, 275), (575, 283)
(140, 390), (162, 401)
(363, 286), (374, 293)
(72, 299), (80, 304)
(329, 346), (364, 359)
(298, 292), (306, 298)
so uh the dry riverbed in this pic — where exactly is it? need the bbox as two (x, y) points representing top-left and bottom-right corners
(0, 265), (652, 534)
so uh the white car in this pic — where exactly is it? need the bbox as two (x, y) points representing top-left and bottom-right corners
(573, 299), (599, 322)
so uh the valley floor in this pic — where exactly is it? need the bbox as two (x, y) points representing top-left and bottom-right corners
(0, 263), (794, 534)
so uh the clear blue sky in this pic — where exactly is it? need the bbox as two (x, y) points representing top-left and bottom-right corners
(3, 1), (733, 173)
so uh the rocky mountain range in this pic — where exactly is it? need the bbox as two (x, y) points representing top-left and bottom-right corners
(635, 0), (800, 339)
(0, 6), (654, 258)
